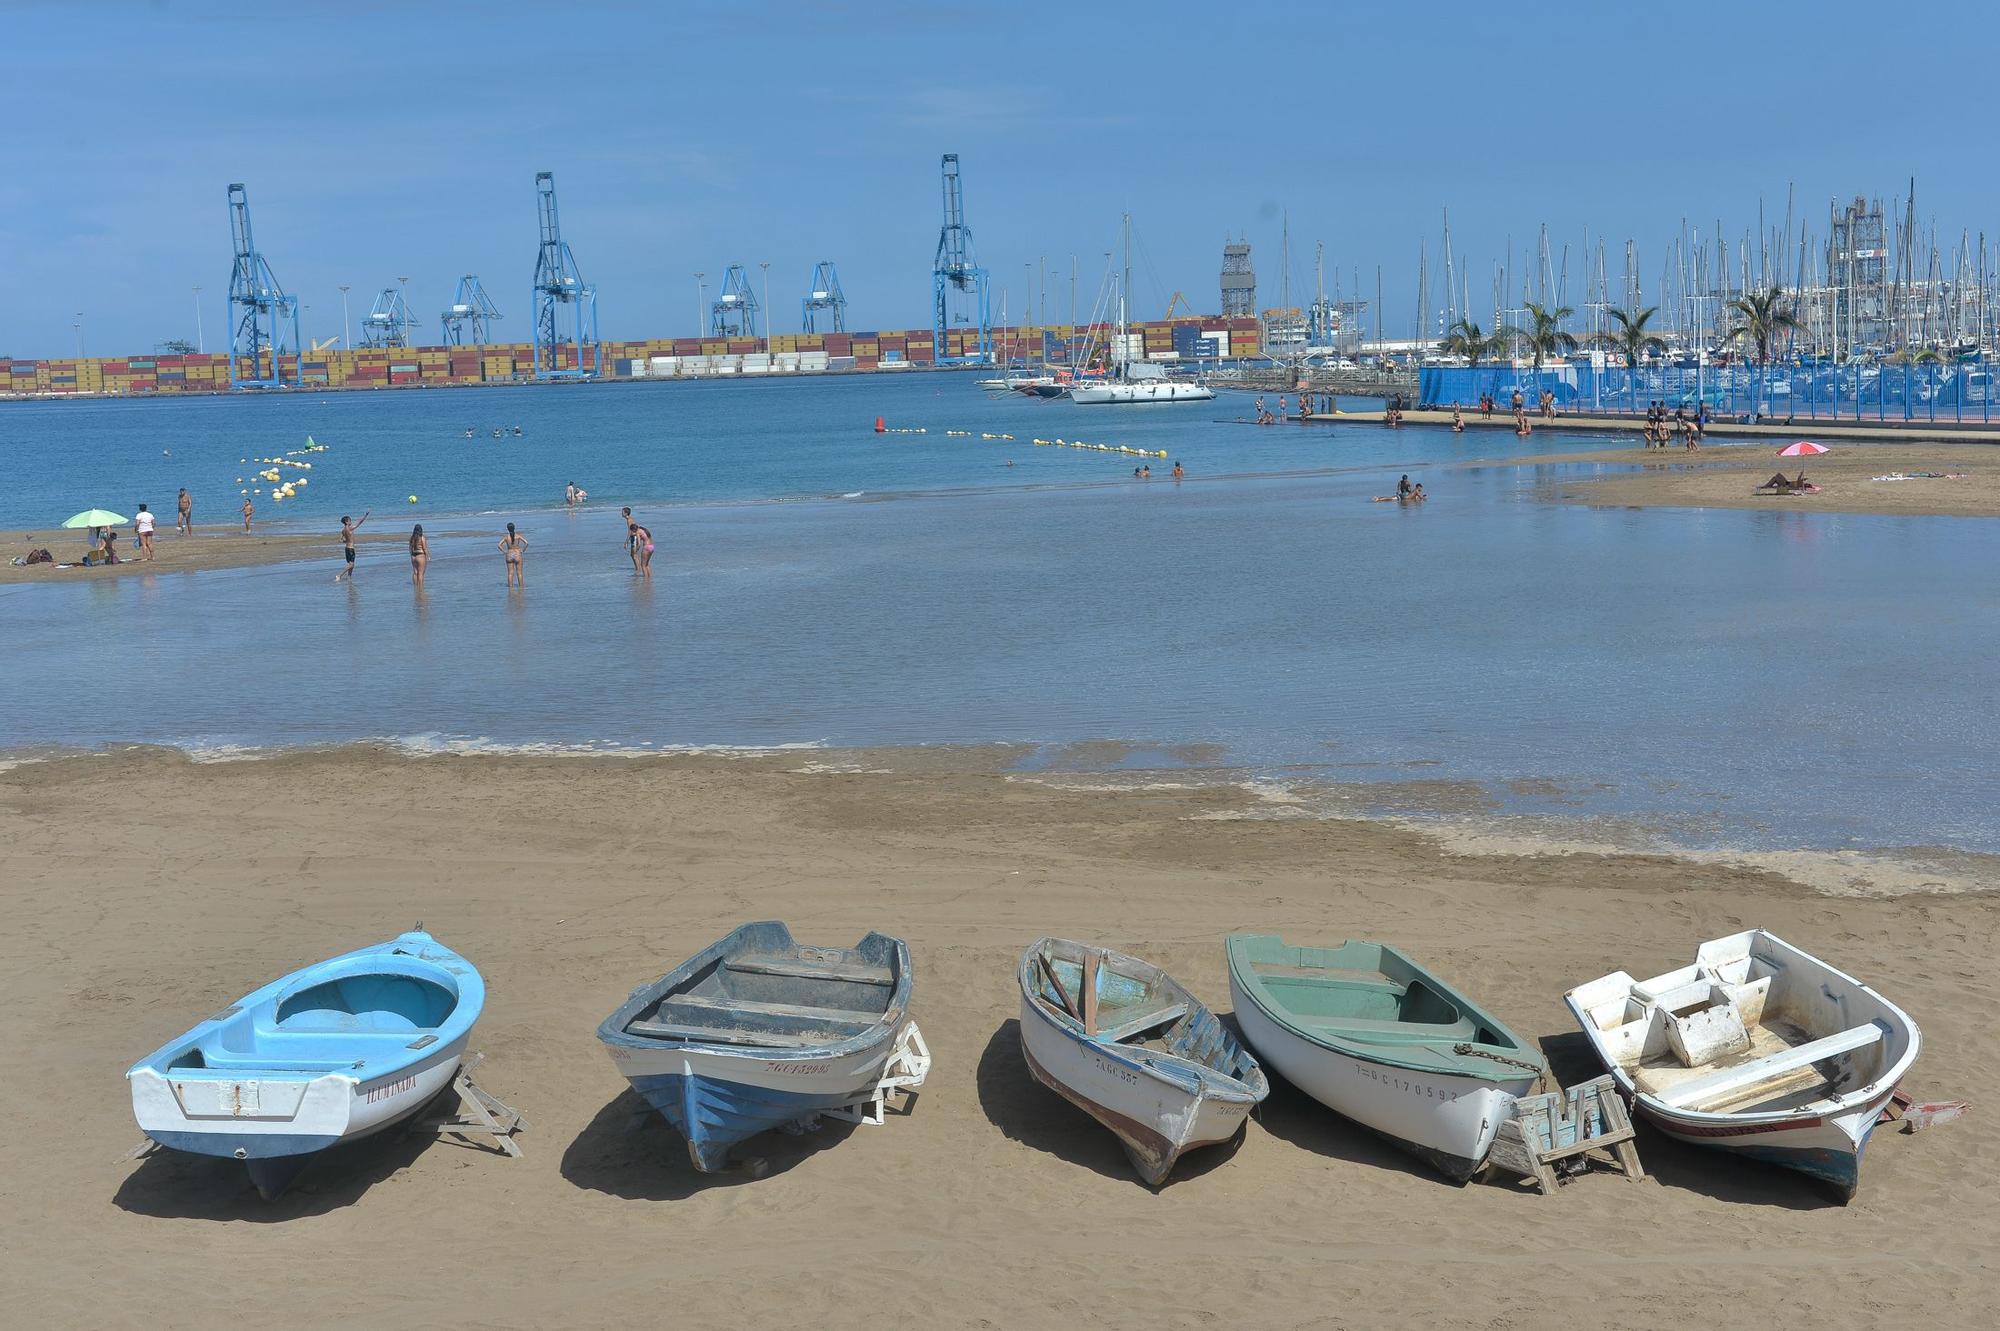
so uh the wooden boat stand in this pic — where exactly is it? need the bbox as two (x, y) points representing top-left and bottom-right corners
(1488, 1075), (1645, 1195)
(819, 1022), (932, 1127)
(408, 1053), (528, 1158)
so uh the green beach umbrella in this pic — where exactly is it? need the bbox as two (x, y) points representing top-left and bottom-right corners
(61, 509), (128, 528)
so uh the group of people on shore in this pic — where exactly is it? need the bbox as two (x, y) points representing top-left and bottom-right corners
(1642, 400), (1705, 449)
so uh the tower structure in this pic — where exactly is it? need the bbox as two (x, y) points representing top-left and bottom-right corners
(1829, 194), (1888, 350)
(932, 153), (991, 362)
(225, 183), (300, 388)
(360, 286), (419, 348)
(802, 261), (847, 332)
(440, 275), (502, 344)
(1220, 236), (1256, 319)
(710, 264), (759, 338)
(531, 171), (599, 379)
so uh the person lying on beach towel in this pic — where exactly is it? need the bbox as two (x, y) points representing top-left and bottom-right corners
(1756, 472), (1797, 492)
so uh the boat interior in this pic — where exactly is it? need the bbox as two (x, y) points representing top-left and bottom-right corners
(165, 962), (462, 1074)
(1236, 938), (1518, 1049)
(627, 938), (898, 1049)
(1027, 941), (1259, 1087)
(1572, 933), (1896, 1115)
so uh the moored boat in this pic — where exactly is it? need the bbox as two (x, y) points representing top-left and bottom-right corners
(1017, 938), (1266, 1185)
(1226, 933), (1544, 1181)
(598, 921), (917, 1172)
(1565, 928), (1919, 1200)
(126, 928), (484, 1198)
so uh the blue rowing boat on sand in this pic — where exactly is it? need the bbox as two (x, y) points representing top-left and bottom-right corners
(126, 929), (484, 1198)
(597, 921), (917, 1173)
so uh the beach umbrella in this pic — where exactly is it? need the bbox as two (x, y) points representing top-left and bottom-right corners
(61, 509), (128, 528)
(1778, 441), (1829, 457)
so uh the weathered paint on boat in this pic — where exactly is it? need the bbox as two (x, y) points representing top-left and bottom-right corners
(1017, 939), (1266, 1186)
(126, 929), (483, 1198)
(597, 921), (912, 1173)
(1565, 929), (1920, 1201)
(1226, 934), (1543, 1181)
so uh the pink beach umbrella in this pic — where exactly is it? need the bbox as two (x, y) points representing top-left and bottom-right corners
(1778, 441), (1829, 457)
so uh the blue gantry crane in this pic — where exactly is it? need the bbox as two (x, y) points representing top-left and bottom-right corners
(441, 275), (502, 345)
(711, 264), (758, 338)
(531, 171), (599, 379)
(802, 261), (847, 333)
(932, 154), (991, 363)
(226, 183), (300, 389)
(360, 286), (419, 348)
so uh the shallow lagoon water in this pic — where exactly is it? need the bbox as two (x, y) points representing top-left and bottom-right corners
(2, 374), (1995, 855)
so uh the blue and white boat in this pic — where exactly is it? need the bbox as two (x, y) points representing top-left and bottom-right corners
(126, 929), (484, 1198)
(597, 921), (916, 1173)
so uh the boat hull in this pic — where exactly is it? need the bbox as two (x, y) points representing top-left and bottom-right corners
(1016, 993), (1255, 1186)
(1229, 971), (1533, 1182)
(1629, 1087), (1889, 1200)
(1070, 382), (1215, 404)
(607, 1032), (898, 1173)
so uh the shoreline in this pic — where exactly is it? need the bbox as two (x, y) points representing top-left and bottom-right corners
(4, 744), (1993, 1326)
(6, 739), (1993, 896)
(0, 526), (499, 585)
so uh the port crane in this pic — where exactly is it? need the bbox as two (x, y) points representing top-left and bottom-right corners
(441, 275), (502, 345)
(530, 171), (599, 379)
(932, 154), (991, 363)
(711, 265), (758, 338)
(802, 261), (847, 333)
(225, 183), (300, 389)
(360, 286), (420, 348)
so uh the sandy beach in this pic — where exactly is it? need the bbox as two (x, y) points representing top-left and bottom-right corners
(3, 747), (1992, 1328)
(0, 527), (408, 585)
(1523, 442), (2000, 518)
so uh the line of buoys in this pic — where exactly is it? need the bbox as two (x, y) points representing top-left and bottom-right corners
(1029, 437), (1169, 458)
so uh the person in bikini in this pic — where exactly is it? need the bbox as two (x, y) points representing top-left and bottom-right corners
(498, 522), (528, 587)
(409, 524), (428, 587)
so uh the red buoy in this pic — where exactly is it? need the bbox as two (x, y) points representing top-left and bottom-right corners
(874, 416), (886, 433)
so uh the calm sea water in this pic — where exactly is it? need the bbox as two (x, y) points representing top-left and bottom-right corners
(2, 374), (1995, 855)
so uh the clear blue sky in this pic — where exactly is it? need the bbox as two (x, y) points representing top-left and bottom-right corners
(1, 0), (1989, 357)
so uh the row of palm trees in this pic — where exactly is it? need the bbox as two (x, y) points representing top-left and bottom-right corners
(1436, 290), (1805, 370)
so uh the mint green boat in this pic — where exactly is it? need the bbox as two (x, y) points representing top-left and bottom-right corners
(1226, 934), (1545, 1180)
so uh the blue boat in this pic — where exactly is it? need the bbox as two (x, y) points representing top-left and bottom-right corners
(126, 929), (484, 1198)
(597, 921), (916, 1173)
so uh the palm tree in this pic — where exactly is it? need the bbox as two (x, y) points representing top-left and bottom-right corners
(1598, 305), (1666, 368)
(1437, 317), (1499, 366)
(1508, 301), (1579, 372)
(1726, 287), (1800, 365)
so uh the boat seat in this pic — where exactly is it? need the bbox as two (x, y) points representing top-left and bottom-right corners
(724, 956), (895, 987)
(1094, 1002), (1188, 1043)
(1655, 1022), (1884, 1111)
(625, 1019), (826, 1048)
(666, 993), (883, 1023)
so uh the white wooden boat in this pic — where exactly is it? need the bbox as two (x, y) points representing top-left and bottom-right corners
(1017, 939), (1267, 1185)
(1226, 934), (1544, 1180)
(126, 929), (484, 1198)
(1565, 929), (1920, 1199)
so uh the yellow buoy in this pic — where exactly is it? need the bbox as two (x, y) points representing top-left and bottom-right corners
(408, 495), (419, 503)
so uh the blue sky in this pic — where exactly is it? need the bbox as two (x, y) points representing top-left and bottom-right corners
(1, 0), (1991, 356)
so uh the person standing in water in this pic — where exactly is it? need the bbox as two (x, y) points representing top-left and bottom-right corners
(498, 522), (528, 587)
(333, 510), (370, 582)
(409, 524), (429, 587)
(176, 488), (192, 535)
(628, 515), (654, 580)
(621, 507), (638, 572)
(242, 495), (253, 533)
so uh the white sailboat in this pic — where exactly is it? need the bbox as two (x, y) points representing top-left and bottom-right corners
(1071, 214), (1214, 405)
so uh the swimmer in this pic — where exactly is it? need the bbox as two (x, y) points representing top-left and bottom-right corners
(1172, 461), (1184, 480)
(1451, 408), (1464, 433)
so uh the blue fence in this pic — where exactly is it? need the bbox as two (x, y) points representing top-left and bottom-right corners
(1417, 362), (1998, 425)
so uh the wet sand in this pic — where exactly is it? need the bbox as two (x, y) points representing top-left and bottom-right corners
(2, 748), (1992, 1328)
(0, 527), (407, 585)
